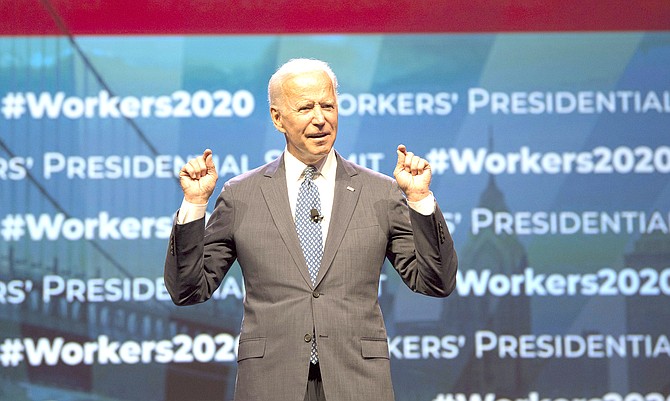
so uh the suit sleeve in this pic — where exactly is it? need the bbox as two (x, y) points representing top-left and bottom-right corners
(385, 181), (458, 297)
(164, 181), (237, 305)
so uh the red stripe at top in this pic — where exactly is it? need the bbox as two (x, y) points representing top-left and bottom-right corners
(2, 0), (670, 35)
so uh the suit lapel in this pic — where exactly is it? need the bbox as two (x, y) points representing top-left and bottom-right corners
(260, 155), (314, 287)
(316, 153), (361, 286)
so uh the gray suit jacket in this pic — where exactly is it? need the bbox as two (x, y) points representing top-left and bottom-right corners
(164, 151), (457, 401)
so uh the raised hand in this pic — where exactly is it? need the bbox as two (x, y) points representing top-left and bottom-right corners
(393, 144), (432, 202)
(179, 149), (218, 204)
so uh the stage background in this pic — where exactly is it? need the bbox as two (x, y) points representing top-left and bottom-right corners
(1, 1), (670, 400)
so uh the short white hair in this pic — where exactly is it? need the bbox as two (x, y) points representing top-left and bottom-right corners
(268, 58), (339, 107)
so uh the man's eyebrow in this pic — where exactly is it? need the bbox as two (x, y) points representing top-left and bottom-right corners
(294, 100), (315, 107)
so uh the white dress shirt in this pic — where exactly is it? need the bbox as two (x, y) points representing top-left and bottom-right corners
(283, 148), (336, 243)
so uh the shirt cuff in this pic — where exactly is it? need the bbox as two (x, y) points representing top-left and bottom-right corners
(176, 198), (208, 224)
(407, 192), (436, 216)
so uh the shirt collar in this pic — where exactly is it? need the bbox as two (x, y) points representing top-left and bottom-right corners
(284, 148), (337, 183)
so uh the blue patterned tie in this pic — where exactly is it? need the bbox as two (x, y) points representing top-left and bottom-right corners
(295, 165), (323, 364)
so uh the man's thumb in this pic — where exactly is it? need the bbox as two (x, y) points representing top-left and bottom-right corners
(396, 144), (406, 168)
(204, 149), (216, 172)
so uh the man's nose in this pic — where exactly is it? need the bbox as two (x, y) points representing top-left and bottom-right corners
(311, 106), (325, 124)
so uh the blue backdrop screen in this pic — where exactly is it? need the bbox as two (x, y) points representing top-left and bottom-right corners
(1, 33), (669, 400)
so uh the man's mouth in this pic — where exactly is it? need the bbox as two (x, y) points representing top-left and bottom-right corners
(307, 132), (328, 139)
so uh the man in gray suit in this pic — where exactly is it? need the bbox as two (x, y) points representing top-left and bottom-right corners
(164, 58), (457, 401)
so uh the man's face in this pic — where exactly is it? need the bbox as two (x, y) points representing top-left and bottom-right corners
(271, 70), (338, 165)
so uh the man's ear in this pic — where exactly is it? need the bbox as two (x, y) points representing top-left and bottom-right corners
(270, 106), (285, 133)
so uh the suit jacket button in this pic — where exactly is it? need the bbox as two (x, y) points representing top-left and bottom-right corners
(304, 334), (312, 342)
(312, 291), (320, 298)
